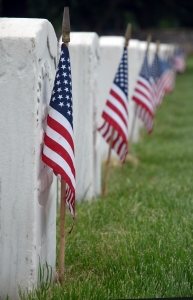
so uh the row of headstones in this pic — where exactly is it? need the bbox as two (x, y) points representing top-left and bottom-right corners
(69, 33), (173, 199)
(71, 33), (174, 201)
(0, 19), (174, 298)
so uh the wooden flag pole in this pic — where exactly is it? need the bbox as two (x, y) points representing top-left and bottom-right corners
(59, 180), (66, 282)
(58, 6), (70, 283)
(129, 103), (137, 142)
(156, 40), (160, 55)
(124, 23), (131, 48)
(102, 127), (115, 196)
(102, 23), (131, 196)
(129, 34), (152, 143)
(146, 34), (152, 54)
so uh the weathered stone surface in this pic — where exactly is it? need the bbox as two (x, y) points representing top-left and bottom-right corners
(0, 18), (57, 298)
(69, 32), (101, 199)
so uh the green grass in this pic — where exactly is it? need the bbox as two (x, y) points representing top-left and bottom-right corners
(22, 57), (193, 299)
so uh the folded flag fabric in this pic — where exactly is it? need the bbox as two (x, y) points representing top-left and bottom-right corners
(172, 48), (186, 73)
(98, 47), (129, 162)
(150, 52), (167, 107)
(149, 52), (175, 107)
(42, 43), (76, 216)
(161, 58), (176, 95)
(132, 51), (155, 133)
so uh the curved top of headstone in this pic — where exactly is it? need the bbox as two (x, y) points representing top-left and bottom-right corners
(138, 40), (150, 50)
(100, 37), (140, 49)
(149, 42), (156, 51)
(160, 43), (173, 52)
(0, 18), (57, 58)
(129, 39), (140, 47)
(99, 36), (124, 47)
(67, 32), (99, 46)
(59, 32), (99, 49)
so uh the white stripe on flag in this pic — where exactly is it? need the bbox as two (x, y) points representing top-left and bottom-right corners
(43, 145), (75, 188)
(46, 125), (75, 165)
(103, 106), (128, 138)
(108, 93), (128, 122)
(133, 91), (154, 114)
(49, 107), (74, 138)
(112, 83), (128, 106)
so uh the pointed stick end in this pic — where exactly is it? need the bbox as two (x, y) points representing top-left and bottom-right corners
(156, 40), (160, 54)
(146, 34), (152, 52)
(147, 34), (152, 45)
(62, 6), (71, 44)
(124, 23), (132, 47)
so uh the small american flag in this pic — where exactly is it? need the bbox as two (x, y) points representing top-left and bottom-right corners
(98, 47), (128, 162)
(132, 52), (155, 133)
(150, 52), (166, 107)
(42, 43), (75, 216)
(149, 52), (160, 108)
(173, 48), (186, 73)
(161, 58), (175, 95)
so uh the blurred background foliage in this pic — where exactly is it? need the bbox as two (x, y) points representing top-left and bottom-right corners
(1, 0), (193, 36)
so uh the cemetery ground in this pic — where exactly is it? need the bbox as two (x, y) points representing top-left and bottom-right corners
(22, 57), (193, 299)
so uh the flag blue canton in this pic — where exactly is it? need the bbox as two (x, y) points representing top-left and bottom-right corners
(50, 43), (73, 128)
(132, 50), (155, 133)
(150, 53), (161, 80)
(114, 47), (128, 97)
(140, 53), (151, 81)
(159, 58), (165, 77)
(161, 58), (171, 73)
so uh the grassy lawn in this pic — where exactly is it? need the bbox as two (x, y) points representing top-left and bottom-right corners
(22, 57), (193, 299)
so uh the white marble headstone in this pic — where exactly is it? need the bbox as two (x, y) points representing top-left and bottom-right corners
(98, 36), (143, 160)
(128, 39), (144, 143)
(0, 18), (57, 298)
(69, 32), (101, 200)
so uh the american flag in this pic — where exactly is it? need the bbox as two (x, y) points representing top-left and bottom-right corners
(161, 58), (175, 95)
(98, 47), (128, 162)
(149, 52), (161, 108)
(132, 52), (155, 133)
(150, 52), (166, 107)
(173, 48), (186, 73)
(42, 43), (75, 216)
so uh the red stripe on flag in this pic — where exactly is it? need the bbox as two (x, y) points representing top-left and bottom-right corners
(47, 115), (75, 153)
(137, 79), (152, 96)
(42, 153), (75, 197)
(110, 89), (128, 114)
(117, 140), (124, 155)
(132, 96), (154, 117)
(103, 123), (111, 138)
(44, 134), (75, 177)
(102, 111), (127, 142)
(106, 100), (128, 127)
(135, 87), (152, 104)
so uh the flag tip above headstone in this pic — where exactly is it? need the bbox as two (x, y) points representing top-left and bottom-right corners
(156, 40), (160, 54)
(124, 23), (132, 47)
(146, 34), (152, 52)
(62, 6), (71, 44)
